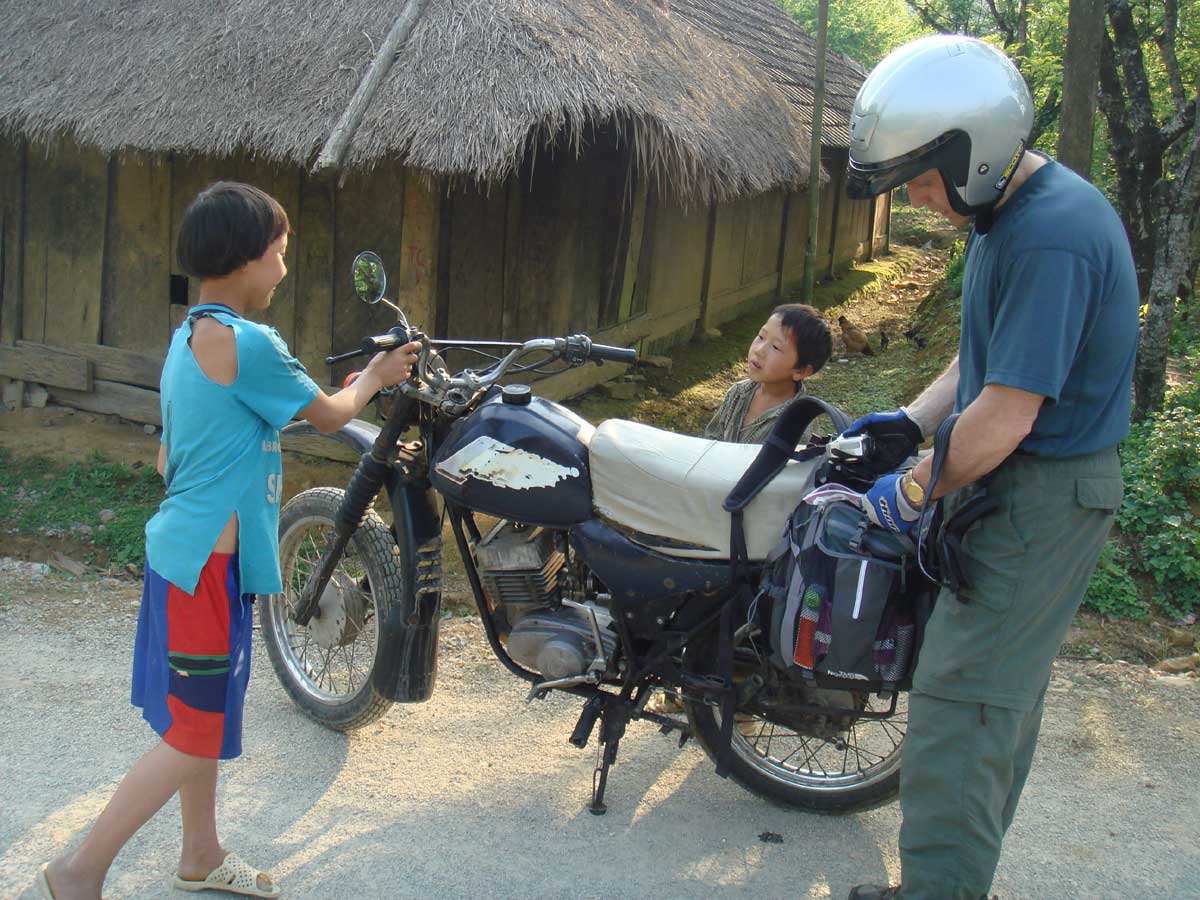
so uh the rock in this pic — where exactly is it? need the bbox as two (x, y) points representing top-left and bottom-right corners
(1155, 653), (1200, 674)
(1164, 627), (1196, 649)
(2, 380), (23, 410)
(143, 424), (157, 435)
(75, 524), (93, 537)
(26, 383), (49, 408)
(640, 355), (674, 372)
(702, 397), (722, 411)
(50, 551), (88, 577)
(605, 382), (640, 401)
(98, 509), (116, 524)
(697, 327), (723, 342)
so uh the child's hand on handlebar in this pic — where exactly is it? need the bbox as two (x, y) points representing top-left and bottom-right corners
(366, 341), (421, 387)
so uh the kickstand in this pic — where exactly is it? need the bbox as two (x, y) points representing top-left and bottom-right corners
(588, 700), (629, 815)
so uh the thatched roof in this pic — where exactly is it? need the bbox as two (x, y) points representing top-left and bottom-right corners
(0, 0), (865, 201)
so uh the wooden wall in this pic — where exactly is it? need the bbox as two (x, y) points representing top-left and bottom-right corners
(0, 133), (888, 417)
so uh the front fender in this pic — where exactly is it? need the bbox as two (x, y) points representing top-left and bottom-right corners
(281, 418), (380, 464)
(281, 417), (441, 703)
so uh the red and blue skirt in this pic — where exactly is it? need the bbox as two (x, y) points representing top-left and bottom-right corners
(131, 551), (254, 760)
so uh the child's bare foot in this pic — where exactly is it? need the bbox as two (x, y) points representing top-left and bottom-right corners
(41, 856), (105, 900)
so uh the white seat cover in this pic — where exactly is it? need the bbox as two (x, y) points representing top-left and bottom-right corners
(589, 419), (819, 560)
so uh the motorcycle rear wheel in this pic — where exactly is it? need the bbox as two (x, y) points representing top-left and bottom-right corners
(684, 634), (906, 812)
(259, 487), (406, 731)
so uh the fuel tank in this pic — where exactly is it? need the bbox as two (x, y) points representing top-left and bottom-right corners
(431, 386), (595, 526)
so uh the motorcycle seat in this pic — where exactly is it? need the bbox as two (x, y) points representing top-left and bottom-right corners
(588, 419), (820, 560)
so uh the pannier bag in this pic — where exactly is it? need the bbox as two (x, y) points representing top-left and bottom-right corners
(758, 499), (927, 690)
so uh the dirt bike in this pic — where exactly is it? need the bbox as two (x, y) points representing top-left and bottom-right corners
(262, 251), (909, 815)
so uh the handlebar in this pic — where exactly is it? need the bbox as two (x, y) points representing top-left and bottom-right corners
(326, 329), (637, 413)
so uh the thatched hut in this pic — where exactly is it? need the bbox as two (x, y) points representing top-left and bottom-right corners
(0, 0), (887, 421)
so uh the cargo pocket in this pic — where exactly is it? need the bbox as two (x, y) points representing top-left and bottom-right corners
(1076, 476), (1123, 512)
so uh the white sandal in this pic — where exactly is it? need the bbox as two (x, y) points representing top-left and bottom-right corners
(174, 852), (280, 898)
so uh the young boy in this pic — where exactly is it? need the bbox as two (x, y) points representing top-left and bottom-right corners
(703, 303), (833, 444)
(39, 182), (419, 900)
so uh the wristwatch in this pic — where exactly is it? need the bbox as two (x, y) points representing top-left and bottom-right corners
(900, 471), (926, 507)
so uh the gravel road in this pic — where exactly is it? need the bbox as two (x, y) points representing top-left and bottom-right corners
(1, 565), (1198, 900)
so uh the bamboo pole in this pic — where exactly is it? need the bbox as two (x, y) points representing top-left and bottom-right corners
(803, 0), (829, 303)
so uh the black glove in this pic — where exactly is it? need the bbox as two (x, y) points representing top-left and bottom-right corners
(841, 408), (924, 475)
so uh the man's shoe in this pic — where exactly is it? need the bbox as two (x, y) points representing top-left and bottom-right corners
(846, 886), (899, 900)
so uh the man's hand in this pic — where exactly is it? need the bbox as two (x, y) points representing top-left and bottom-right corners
(843, 408), (924, 474)
(863, 472), (921, 534)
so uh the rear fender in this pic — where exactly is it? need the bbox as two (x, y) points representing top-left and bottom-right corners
(280, 419), (379, 464)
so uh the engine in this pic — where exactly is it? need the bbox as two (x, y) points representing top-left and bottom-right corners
(473, 520), (616, 680)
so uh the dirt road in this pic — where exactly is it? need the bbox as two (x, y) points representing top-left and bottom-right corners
(2, 564), (1198, 900)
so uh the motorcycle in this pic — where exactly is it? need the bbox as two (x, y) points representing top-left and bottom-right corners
(262, 251), (908, 815)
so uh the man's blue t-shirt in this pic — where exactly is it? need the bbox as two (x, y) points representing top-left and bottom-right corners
(956, 158), (1139, 456)
(145, 306), (321, 595)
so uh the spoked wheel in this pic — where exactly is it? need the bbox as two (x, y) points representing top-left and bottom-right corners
(684, 633), (907, 812)
(259, 487), (407, 731)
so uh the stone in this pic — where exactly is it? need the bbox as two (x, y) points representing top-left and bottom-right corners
(2, 380), (23, 410)
(606, 382), (640, 401)
(26, 383), (49, 408)
(143, 424), (157, 435)
(640, 355), (674, 372)
(1155, 653), (1200, 674)
(98, 509), (116, 524)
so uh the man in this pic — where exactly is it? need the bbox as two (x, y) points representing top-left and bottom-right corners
(838, 36), (1139, 900)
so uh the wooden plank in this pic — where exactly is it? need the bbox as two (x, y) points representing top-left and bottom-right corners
(616, 172), (649, 322)
(47, 379), (161, 425)
(742, 189), (784, 284)
(104, 150), (172, 354)
(0, 343), (93, 390)
(331, 163), (407, 385)
(21, 143), (51, 344)
(70, 342), (163, 388)
(397, 169), (440, 333)
(169, 153), (230, 313)
(0, 137), (26, 345)
(500, 178), (523, 340)
(37, 139), (109, 347)
(293, 175), (336, 383)
(445, 180), (505, 342)
(642, 183), (706, 319)
(236, 155), (299, 345)
(512, 149), (580, 339)
(694, 201), (719, 336)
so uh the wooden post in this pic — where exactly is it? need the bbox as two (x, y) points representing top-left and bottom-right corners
(693, 200), (719, 339)
(774, 191), (793, 299)
(802, 0), (829, 302)
(826, 165), (844, 279)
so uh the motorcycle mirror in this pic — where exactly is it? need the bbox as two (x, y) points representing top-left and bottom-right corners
(352, 251), (387, 305)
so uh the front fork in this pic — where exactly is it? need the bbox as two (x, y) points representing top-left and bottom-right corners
(292, 396), (417, 627)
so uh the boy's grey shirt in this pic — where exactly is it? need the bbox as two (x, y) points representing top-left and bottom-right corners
(702, 378), (812, 444)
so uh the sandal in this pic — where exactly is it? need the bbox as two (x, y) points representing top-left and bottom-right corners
(35, 866), (54, 900)
(173, 853), (280, 898)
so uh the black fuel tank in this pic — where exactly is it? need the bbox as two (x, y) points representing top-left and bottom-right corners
(431, 388), (595, 526)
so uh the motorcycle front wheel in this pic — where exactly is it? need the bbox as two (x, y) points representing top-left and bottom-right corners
(259, 487), (406, 731)
(684, 632), (906, 813)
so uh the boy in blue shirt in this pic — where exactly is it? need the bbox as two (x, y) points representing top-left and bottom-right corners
(40, 182), (418, 900)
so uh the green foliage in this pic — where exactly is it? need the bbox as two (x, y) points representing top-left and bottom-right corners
(1170, 297), (1200, 356)
(1084, 542), (1149, 620)
(775, 0), (925, 67)
(1109, 369), (1200, 616)
(944, 240), (966, 294)
(0, 448), (163, 570)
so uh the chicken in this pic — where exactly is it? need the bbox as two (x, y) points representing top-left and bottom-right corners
(838, 315), (875, 356)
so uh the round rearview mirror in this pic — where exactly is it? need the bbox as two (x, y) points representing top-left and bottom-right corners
(352, 251), (387, 305)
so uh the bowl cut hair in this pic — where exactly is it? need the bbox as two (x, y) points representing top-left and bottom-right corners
(773, 303), (833, 374)
(176, 181), (290, 279)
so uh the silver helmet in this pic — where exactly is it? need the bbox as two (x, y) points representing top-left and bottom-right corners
(845, 35), (1034, 216)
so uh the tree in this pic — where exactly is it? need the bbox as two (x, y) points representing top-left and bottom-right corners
(1056, 0), (1105, 177)
(1097, 0), (1200, 417)
(776, 0), (924, 68)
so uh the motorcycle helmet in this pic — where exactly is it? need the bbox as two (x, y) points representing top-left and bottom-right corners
(845, 35), (1033, 221)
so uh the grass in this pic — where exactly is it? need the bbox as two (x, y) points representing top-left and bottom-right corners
(0, 447), (164, 570)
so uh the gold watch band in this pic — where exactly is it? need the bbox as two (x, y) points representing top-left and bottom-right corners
(900, 471), (926, 507)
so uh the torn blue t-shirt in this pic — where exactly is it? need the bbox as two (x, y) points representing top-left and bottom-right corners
(146, 306), (320, 594)
(956, 158), (1140, 456)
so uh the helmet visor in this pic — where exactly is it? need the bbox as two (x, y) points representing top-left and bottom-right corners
(846, 130), (972, 200)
